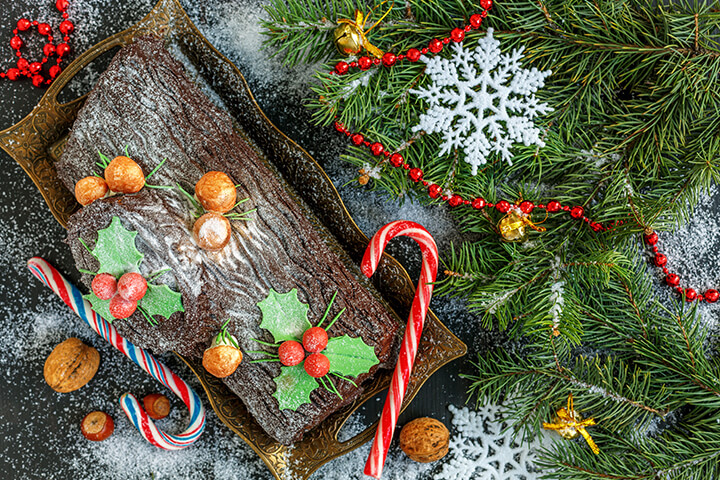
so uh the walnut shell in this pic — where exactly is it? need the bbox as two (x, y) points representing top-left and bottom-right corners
(399, 417), (450, 463)
(44, 338), (100, 393)
(202, 345), (242, 378)
(195, 171), (236, 213)
(104, 155), (145, 194)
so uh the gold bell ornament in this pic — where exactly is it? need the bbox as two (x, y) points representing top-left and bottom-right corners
(542, 393), (600, 454)
(497, 203), (547, 242)
(333, 2), (393, 58)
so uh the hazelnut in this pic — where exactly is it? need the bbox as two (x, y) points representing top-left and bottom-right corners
(202, 345), (243, 378)
(399, 417), (450, 463)
(75, 176), (109, 206)
(143, 393), (171, 420)
(44, 337), (100, 393)
(195, 171), (236, 213)
(193, 212), (232, 251)
(104, 155), (145, 193)
(80, 411), (114, 441)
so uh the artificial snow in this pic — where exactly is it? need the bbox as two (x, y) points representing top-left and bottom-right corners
(411, 28), (552, 175)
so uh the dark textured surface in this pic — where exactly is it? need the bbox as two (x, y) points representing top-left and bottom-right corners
(59, 37), (399, 445)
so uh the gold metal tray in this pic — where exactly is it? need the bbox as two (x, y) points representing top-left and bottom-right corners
(0, 1), (467, 478)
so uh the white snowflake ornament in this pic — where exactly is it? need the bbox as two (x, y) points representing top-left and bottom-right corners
(411, 28), (552, 175)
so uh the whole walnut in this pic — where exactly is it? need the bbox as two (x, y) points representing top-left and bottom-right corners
(399, 417), (450, 463)
(44, 338), (100, 392)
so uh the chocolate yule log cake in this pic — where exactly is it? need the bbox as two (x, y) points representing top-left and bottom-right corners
(56, 36), (400, 445)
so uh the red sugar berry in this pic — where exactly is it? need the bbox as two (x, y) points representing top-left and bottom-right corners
(91, 273), (117, 300)
(303, 327), (328, 353)
(117, 272), (147, 301)
(109, 294), (137, 319)
(304, 353), (330, 378)
(278, 340), (304, 367)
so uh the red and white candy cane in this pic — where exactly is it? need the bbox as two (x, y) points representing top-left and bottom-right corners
(27, 257), (206, 449)
(361, 221), (439, 478)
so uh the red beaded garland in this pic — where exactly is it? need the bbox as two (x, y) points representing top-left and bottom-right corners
(389, 153), (404, 168)
(666, 273), (680, 287)
(370, 142), (385, 156)
(358, 56), (372, 70)
(3, 1), (73, 87)
(448, 194), (463, 207)
(546, 201), (561, 212)
(450, 28), (465, 43)
(480, 0), (493, 9)
(409, 168), (423, 182)
(654, 253), (667, 267)
(351, 133), (364, 146)
(428, 184), (442, 199)
(406, 48), (421, 62)
(644, 232), (659, 245)
(335, 61), (349, 74)
(705, 289), (719, 303)
(495, 200), (510, 213)
(382, 52), (396, 67)
(570, 206), (584, 219)
(519, 201), (534, 214)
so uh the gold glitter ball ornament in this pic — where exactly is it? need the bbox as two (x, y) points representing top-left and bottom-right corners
(498, 211), (527, 241)
(334, 22), (364, 56)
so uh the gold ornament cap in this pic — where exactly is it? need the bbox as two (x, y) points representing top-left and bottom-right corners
(498, 211), (527, 242)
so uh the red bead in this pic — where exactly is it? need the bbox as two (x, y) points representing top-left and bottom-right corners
(472, 198), (486, 209)
(705, 289), (719, 303)
(56, 0), (70, 11)
(406, 48), (421, 62)
(382, 52), (396, 67)
(469, 14), (483, 28)
(334, 121), (345, 133)
(519, 201), (534, 214)
(546, 201), (561, 212)
(29, 62), (42, 74)
(495, 200), (510, 213)
(428, 39), (443, 54)
(570, 206), (584, 219)
(17, 18), (31, 31)
(480, 0), (493, 9)
(10, 36), (23, 50)
(644, 231), (658, 246)
(6, 68), (19, 81)
(49, 65), (62, 78)
(389, 153), (404, 167)
(59, 20), (74, 35)
(685, 288), (697, 302)
(591, 223), (603, 232)
(351, 133), (364, 145)
(38, 23), (52, 36)
(428, 184), (442, 198)
(43, 43), (56, 57)
(409, 168), (423, 182)
(56, 43), (70, 57)
(371, 142), (384, 156)
(358, 56), (372, 70)
(654, 253), (667, 267)
(17, 58), (29, 70)
(32, 75), (45, 87)
(666, 273), (680, 287)
(450, 28), (465, 43)
(278, 340), (304, 366)
(373, 58), (381, 65)
(304, 353), (330, 378)
(302, 326), (328, 353)
(449, 195), (463, 207)
(335, 61), (348, 74)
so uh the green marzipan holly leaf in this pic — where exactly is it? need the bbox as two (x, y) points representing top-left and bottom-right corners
(140, 283), (185, 320)
(272, 363), (318, 411)
(258, 288), (311, 343)
(325, 335), (379, 378)
(90, 217), (144, 278)
(83, 292), (114, 322)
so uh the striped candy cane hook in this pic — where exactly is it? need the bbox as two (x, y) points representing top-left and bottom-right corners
(27, 257), (206, 450)
(361, 221), (439, 478)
